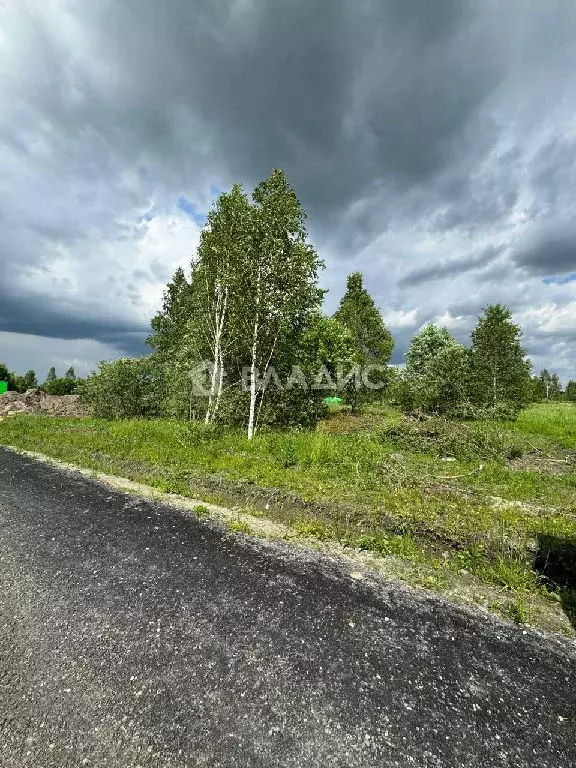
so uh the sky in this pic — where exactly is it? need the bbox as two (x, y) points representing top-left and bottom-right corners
(1, 0), (576, 381)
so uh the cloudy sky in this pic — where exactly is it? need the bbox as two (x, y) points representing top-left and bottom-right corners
(1, 0), (576, 381)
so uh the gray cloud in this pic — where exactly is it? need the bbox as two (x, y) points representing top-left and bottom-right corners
(399, 244), (506, 287)
(1, 1), (576, 379)
(513, 225), (576, 276)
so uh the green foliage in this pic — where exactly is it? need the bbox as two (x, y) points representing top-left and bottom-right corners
(470, 304), (532, 411)
(395, 307), (533, 420)
(228, 519), (252, 534)
(46, 366), (57, 383)
(395, 325), (470, 414)
(379, 413), (524, 461)
(534, 369), (562, 401)
(9, 369), (39, 393)
(65, 367), (76, 380)
(0, 365), (39, 393)
(405, 324), (459, 376)
(333, 272), (393, 407)
(24, 369), (38, 389)
(566, 380), (576, 403)
(44, 377), (77, 395)
(147, 266), (192, 361)
(249, 314), (354, 430)
(79, 357), (166, 419)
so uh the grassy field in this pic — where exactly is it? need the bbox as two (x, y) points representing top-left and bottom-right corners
(1, 402), (575, 635)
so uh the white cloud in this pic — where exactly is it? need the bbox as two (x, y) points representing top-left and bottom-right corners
(519, 301), (576, 335)
(382, 308), (419, 329)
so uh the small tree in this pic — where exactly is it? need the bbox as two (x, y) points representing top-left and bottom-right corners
(398, 324), (469, 413)
(44, 377), (77, 395)
(46, 367), (57, 383)
(470, 304), (531, 412)
(535, 370), (562, 401)
(65, 367), (76, 380)
(79, 357), (165, 419)
(194, 184), (253, 424)
(236, 169), (323, 438)
(23, 370), (38, 389)
(549, 372), (562, 401)
(565, 380), (576, 403)
(333, 272), (393, 410)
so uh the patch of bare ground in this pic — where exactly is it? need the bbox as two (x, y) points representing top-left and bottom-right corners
(0, 388), (91, 419)
(508, 448), (576, 476)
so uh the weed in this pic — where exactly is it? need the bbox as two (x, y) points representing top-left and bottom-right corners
(505, 592), (532, 625)
(240, 506), (265, 518)
(193, 504), (210, 517)
(228, 519), (252, 535)
(479, 557), (539, 593)
(293, 518), (333, 539)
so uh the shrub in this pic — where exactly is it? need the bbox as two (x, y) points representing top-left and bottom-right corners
(43, 377), (78, 395)
(79, 357), (166, 419)
(379, 414), (523, 461)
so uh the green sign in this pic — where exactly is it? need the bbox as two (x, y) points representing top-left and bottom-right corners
(0, 381), (7, 394)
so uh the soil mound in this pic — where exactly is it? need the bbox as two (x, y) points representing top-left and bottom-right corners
(0, 388), (91, 419)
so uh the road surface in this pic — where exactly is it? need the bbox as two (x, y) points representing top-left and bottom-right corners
(0, 447), (574, 767)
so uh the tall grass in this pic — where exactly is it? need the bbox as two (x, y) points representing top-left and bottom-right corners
(514, 403), (576, 447)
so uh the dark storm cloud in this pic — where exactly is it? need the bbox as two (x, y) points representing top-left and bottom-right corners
(513, 226), (576, 277)
(0, 290), (148, 348)
(400, 244), (505, 287)
(2, 0), (576, 377)
(43, 0), (507, 217)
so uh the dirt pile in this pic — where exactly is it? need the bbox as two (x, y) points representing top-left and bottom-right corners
(0, 388), (92, 419)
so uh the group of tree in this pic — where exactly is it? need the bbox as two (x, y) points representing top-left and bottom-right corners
(0, 364), (79, 394)
(83, 170), (394, 435)
(390, 304), (535, 418)
(531, 369), (576, 403)
(392, 307), (576, 416)
(77, 169), (573, 432)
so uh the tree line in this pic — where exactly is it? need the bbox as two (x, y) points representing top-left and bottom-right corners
(0, 364), (79, 395)
(3, 170), (574, 431)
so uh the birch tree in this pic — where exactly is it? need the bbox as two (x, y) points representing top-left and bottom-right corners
(236, 170), (323, 439)
(195, 184), (252, 423)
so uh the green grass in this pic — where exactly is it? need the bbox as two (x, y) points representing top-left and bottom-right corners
(514, 402), (576, 447)
(1, 403), (575, 634)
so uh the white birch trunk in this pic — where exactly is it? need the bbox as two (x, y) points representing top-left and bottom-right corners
(247, 268), (261, 440)
(204, 288), (227, 423)
(493, 372), (497, 407)
(247, 315), (259, 440)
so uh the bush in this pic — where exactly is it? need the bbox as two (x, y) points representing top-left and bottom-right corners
(79, 357), (166, 419)
(448, 401), (521, 422)
(379, 413), (523, 461)
(43, 377), (78, 395)
(209, 382), (328, 431)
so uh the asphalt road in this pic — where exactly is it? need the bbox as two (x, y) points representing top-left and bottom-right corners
(0, 448), (574, 767)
